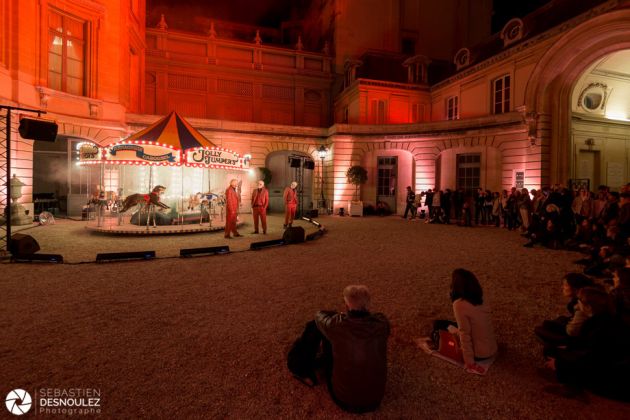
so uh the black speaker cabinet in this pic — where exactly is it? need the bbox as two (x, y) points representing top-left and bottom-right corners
(303, 160), (315, 170)
(282, 226), (305, 244)
(18, 118), (58, 142)
(289, 158), (301, 168)
(10, 233), (41, 255)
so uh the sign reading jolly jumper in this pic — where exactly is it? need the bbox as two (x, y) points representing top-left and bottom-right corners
(185, 147), (250, 170)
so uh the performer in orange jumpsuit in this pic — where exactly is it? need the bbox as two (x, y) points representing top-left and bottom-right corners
(251, 179), (269, 234)
(224, 178), (241, 238)
(283, 181), (298, 228)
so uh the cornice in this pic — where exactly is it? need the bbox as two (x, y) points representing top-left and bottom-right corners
(432, 0), (620, 91)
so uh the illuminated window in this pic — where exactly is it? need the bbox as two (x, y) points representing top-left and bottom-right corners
(456, 153), (480, 192)
(377, 157), (397, 196)
(446, 96), (459, 120)
(492, 75), (510, 114)
(48, 10), (86, 96)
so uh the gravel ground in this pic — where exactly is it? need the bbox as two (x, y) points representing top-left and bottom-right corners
(1, 216), (629, 419)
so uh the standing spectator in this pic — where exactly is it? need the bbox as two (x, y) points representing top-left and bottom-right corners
(491, 192), (501, 227)
(518, 188), (532, 232)
(403, 186), (416, 220)
(442, 189), (452, 224)
(475, 188), (485, 225)
(431, 189), (442, 223)
(454, 188), (465, 224)
(423, 189), (434, 223)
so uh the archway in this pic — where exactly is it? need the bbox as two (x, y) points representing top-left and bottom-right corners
(569, 49), (630, 191)
(524, 7), (630, 186)
(265, 150), (314, 214)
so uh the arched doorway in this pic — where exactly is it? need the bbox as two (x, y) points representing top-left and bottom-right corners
(265, 150), (314, 214)
(524, 8), (630, 186)
(570, 49), (630, 191)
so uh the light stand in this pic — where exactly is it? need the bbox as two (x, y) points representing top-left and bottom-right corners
(317, 145), (327, 213)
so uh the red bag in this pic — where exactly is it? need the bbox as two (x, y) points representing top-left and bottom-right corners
(438, 330), (464, 363)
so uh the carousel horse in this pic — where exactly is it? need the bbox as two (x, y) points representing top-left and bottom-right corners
(120, 185), (170, 214)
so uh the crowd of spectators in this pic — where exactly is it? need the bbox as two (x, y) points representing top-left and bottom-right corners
(409, 183), (630, 401)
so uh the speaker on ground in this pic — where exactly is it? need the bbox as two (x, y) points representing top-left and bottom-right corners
(283, 226), (305, 244)
(9, 233), (40, 255)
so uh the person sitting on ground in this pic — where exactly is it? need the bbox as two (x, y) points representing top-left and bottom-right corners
(433, 269), (498, 374)
(610, 267), (630, 327)
(543, 287), (630, 401)
(534, 273), (594, 351)
(288, 285), (390, 413)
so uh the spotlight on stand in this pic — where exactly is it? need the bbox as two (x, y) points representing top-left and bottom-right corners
(96, 250), (156, 263)
(18, 117), (58, 142)
(180, 245), (230, 258)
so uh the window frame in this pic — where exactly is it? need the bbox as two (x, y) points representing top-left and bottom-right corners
(492, 74), (511, 114)
(446, 95), (459, 120)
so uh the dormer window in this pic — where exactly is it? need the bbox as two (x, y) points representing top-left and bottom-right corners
(403, 55), (431, 84)
(343, 59), (362, 89)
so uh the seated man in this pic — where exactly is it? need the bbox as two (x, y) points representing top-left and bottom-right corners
(288, 285), (390, 413)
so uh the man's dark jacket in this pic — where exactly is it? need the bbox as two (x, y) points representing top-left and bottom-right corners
(315, 310), (390, 413)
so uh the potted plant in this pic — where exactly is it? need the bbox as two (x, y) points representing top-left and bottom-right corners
(346, 165), (367, 216)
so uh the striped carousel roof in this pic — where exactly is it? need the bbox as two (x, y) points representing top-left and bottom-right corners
(123, 111), (217, 150)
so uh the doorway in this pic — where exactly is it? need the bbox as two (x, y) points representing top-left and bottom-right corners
(265, 151), (314, 214)
(376, 156), (397, 213)
(576, 150), (601, 189)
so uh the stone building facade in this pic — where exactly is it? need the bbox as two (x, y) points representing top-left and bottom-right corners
(1, 0), (630, 219)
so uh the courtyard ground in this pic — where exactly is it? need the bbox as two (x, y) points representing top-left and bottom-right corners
(1, 215), (629, 419)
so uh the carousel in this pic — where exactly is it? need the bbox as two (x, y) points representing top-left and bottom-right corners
(77, 111), (251, 235)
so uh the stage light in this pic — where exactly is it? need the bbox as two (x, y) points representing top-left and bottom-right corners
(180, 245), (230, 257)
(11, 253), (64, 263)
(250, 239), (285, 250)
(96, 250), (156, 262)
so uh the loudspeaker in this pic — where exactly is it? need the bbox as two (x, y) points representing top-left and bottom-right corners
(9, 233), (40, 255)
(290, 158), (301, 168)
(283, 226), (305, 244)
(18, 118), (58, 142)
(303, 160), (315, 170)
(180, 245), (230, 257)
(305, 209), (318, 218)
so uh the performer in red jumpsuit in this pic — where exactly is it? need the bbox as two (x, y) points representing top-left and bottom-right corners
(283, 181), (298, 228)
(251, 179), (269, 234)
(224, 179), (241, 238)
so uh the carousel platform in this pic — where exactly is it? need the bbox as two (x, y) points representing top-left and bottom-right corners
(85, 217), (242, 235)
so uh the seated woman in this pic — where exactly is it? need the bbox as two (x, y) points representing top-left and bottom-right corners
(434, 269), (497, 374)
(534, 273), (594, 350)
(544, 287), (630, 401)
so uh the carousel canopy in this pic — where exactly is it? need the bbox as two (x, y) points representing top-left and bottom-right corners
(122, 111), (217, 150)
(78, 111), (251, 171)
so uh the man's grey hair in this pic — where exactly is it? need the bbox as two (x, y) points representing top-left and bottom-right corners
(343, 285), (371, 311)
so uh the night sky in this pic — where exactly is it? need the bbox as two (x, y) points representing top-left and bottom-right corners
(148, 0), (554, 31)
